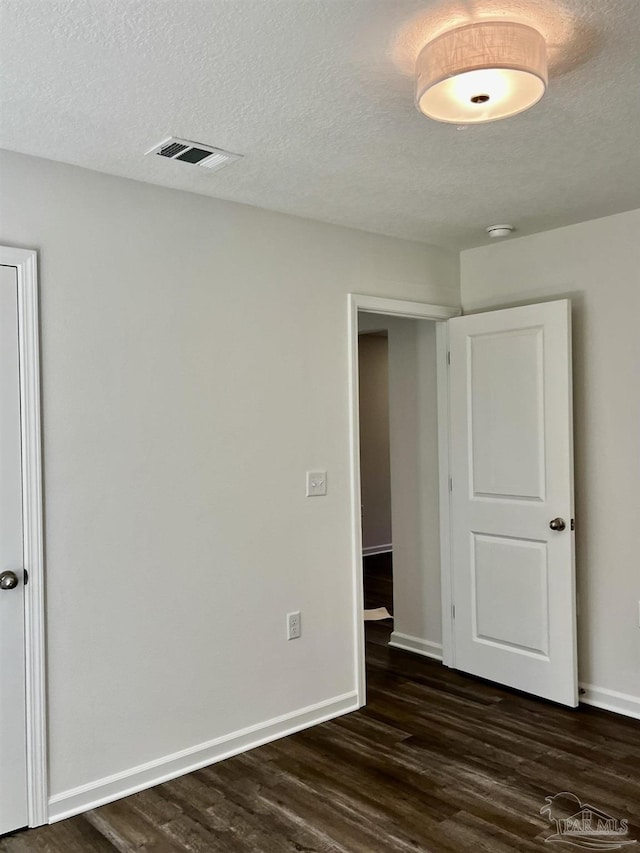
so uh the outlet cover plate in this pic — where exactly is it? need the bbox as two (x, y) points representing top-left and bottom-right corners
(287, 611), (301, 640)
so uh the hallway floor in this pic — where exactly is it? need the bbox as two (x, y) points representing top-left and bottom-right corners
(3, 556), (639, 851)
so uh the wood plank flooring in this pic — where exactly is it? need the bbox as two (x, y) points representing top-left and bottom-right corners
(3, 554), (639, 851)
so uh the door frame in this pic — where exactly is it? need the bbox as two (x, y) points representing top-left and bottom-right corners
(347, 294), (460, 704)
(0, 246), (47, 826)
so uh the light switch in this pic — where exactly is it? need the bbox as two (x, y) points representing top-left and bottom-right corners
(306, 471), (327, 497)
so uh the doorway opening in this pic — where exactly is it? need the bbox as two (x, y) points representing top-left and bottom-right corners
(349, 293), (578, 710)
(0, 246), (47, 834)
(348, 294), (458, 704)
(357, 328), (394, 652)
(357, 309), (449, 683)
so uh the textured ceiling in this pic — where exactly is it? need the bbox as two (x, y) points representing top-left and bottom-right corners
(1, 0), (639, 248)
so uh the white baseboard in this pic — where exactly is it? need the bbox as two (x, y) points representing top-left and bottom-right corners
(362, 544), (392, 557)
(48, 691), (358, 824)
(579, 682), (640, 721)
(389, 631), (443, 662)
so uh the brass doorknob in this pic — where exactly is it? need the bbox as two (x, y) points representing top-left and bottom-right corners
(549, 518), (566, 532)
(0, 571), (19, 590)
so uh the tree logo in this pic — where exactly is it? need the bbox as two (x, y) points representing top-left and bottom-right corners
(541, 792), (636, 849)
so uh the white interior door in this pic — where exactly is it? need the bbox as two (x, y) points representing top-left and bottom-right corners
(0, 264), (28, 834)
(448, 300), (577, 706)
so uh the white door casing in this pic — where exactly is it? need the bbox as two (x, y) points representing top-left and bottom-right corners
(448, 300), (577, 706)
(0, 248), (46, 830)
(0, 264), (28, 834)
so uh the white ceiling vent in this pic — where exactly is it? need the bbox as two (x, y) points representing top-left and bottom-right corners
(145, 137), (242, 172)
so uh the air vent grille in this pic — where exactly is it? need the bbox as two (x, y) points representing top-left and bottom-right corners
(146, 137), (242, 172)
(159, 142), (188, 158)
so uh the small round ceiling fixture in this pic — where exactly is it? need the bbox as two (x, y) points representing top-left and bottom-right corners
(416, 22), (548, 124)
(486, 224), (514, 238)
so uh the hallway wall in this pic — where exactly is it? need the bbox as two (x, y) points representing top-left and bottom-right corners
(358, 333), (392, 553)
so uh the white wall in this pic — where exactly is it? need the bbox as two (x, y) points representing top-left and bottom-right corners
(357, 333), (392, 552)
(0, 149), (459, 812)
(358, 313), (443, 655)
(461, 208), (640, 714)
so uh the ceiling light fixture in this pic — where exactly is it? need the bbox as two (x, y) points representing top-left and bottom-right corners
(416, 21), (548, 124)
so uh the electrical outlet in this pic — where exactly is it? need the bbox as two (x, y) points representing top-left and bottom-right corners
(287, 611), (301, 640)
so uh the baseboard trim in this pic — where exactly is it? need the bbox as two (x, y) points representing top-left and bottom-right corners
(389, 632), (443, 662)
(579, 682), (640, 721)
(48, 691), (358, 823)
(362, 544), (392, 557)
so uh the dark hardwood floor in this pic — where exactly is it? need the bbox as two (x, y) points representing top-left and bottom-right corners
(4, 554), (639, 852)
(362, 552), (394, 615)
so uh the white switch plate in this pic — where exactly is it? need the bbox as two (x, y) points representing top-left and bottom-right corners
(306, 471), (327, 497)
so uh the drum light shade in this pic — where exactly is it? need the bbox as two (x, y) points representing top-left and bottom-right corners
(416, 22), (548, 124)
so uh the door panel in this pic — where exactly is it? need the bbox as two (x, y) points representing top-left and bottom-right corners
(0, 264), (28, 834)
(449, 300), (577, 707)
(469, 327), (545, 500)
(472, 533), (549, 655)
